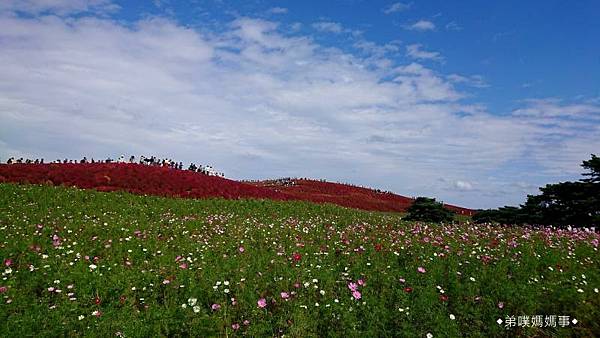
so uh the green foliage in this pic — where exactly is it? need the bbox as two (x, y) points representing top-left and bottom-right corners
(404, 197), (454, 223)
(472, 206), (526, 225)
(581, 154), (600, 183)
(474, 154), (600, 227)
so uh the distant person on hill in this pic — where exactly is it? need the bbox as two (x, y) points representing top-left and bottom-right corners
(129, 155), (135, 163)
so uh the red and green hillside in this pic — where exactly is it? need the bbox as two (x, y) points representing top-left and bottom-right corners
(0, 163), (474, 215)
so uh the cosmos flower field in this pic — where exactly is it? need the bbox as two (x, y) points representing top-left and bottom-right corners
(0, 183), (599, 337)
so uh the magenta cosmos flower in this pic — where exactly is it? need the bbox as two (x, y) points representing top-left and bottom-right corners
(257, 298), (267, 308)
(352, 290), (362, 300)
(211, 303), (221, 311)
(417, 266), (426, 274)
(348, 282), (358, 292)
(280, 292), (290, 300)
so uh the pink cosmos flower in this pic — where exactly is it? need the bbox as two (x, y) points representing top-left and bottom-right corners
(280, 292), (290, 300)
(257, 298), (267, 308)
(179, 263), (188, 269)
(399, 278), (406, 284)
(52, 234), (61, 247)
(348, 282), (358, 292)
(231, 323), (240, 330)
(239, 246), (245, 253)
(162, 279), (170, 285)
(243, 320), (250, 326)
(417, 266), (426, 274)
(592, 239), (599, 248)
(4, 259), (12, 267)
(175, 255), (183, 262)
(0, 286), (7, 293)
(357, 279), (365, 286)
(211, 303), (221, 311)
(47, 287), (55, 292)
(497, 302), (505, 309)
(352, 290), (361, 300)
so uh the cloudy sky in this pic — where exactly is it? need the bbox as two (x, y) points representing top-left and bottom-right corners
(1, 0), (599, 209)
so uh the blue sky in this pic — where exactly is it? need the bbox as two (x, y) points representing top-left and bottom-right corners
(123, 0), (600, 113)
(1, 0), (599, 209)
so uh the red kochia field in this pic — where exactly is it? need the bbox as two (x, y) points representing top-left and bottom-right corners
(0, 163), (473, 214)
(0, 163), (289, 201)
(251, 179), (474, 215)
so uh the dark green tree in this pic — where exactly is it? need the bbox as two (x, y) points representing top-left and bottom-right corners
(581, 154), (600, 183)
(473, 206), (526, 225)
(405, 197), (455, 223)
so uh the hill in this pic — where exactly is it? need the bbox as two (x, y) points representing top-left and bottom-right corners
(250, 178), (473, 215)
(0, 163), (473, 215)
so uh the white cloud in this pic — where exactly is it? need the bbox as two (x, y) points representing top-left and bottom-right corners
(406, 44), (443, 61)
(512, 98), (600, 118)
(383, 2), (410, 14)
(454, 180), (473, 191)
(447, 74), (489, 88)
(406, 20), (436, 31)
(0, 13), (598, 209)
(445, 21), (462, 31)
(509, 98), (600, 176)
(0, 0), (119, 15)
(312, 21), (344, 34)
(268, 7), (288, 14)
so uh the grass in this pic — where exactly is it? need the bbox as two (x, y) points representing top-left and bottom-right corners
(0, 183), (598, 337)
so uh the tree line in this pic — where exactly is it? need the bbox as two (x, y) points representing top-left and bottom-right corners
(473, 154), (599, 227)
